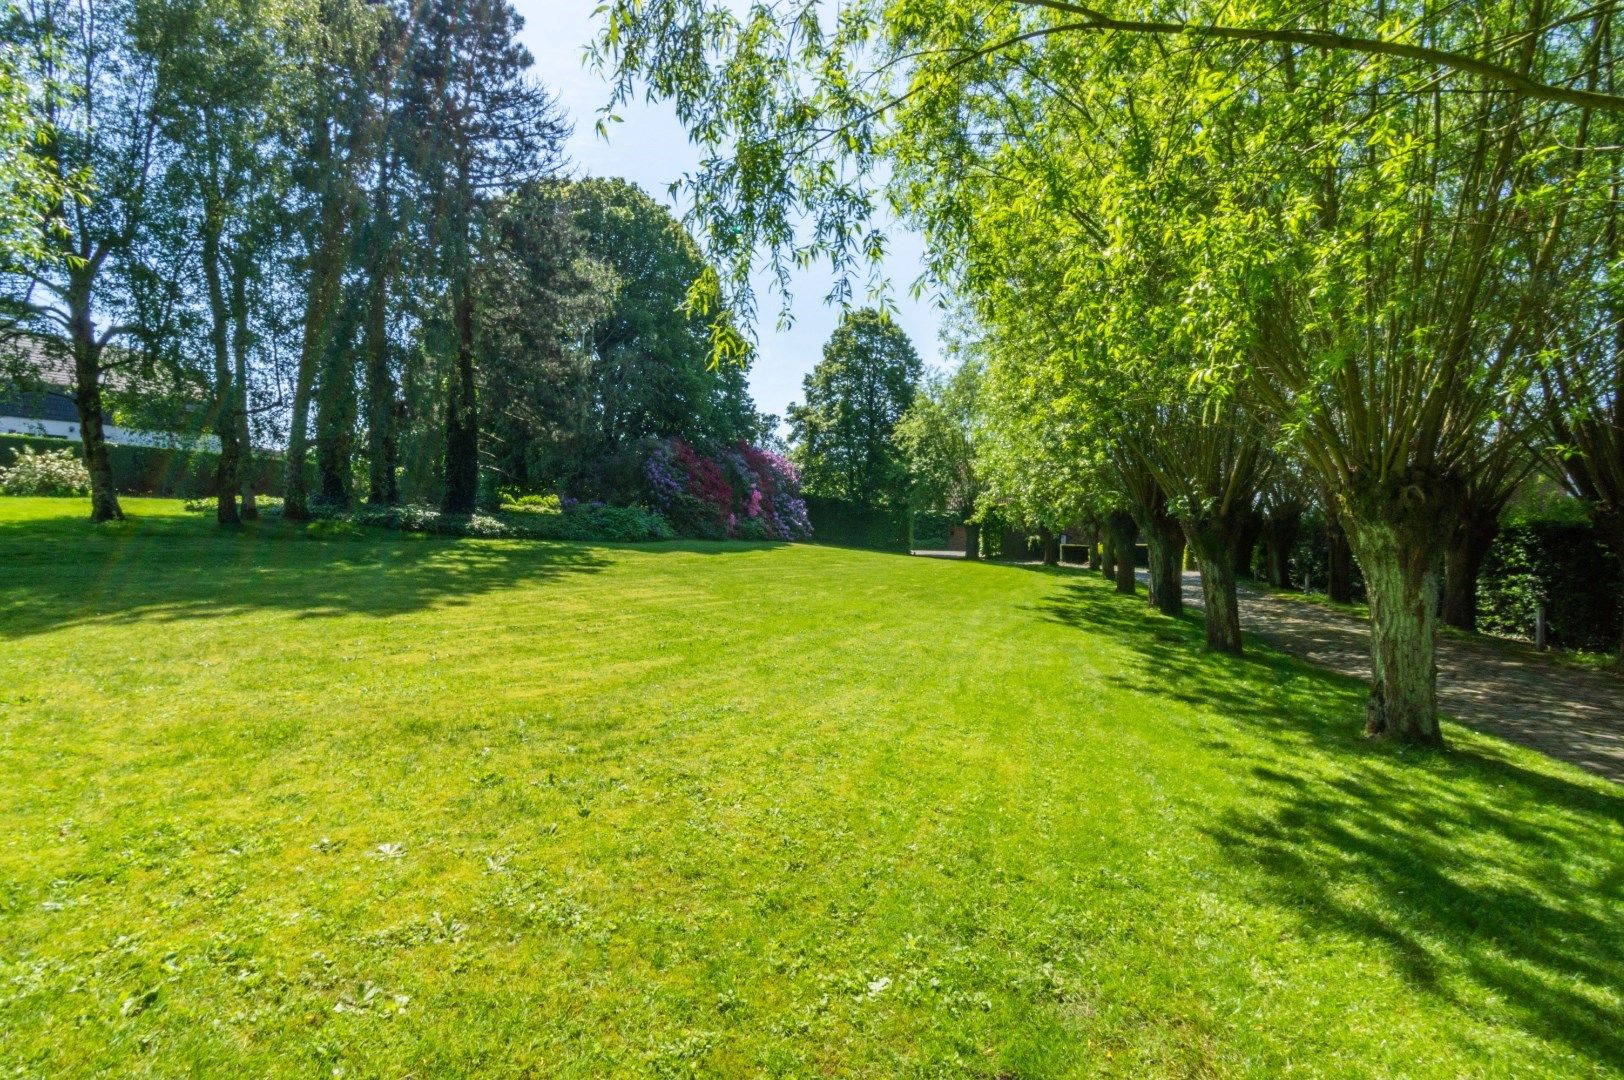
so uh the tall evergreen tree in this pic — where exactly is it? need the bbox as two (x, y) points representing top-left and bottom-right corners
(403, 0), (566, 514)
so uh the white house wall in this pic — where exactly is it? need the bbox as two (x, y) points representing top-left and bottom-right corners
(0, 415), (221, 452)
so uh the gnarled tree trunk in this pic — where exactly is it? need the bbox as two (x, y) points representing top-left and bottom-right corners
(964, 522), (980, 560)
(1137, 508), (1185, 617)
(1040, 526), (1059, 566)
(1183, 520), (1247, 654)
(1344, 512), (1446, 745)
(1106, 511), (1138, 595)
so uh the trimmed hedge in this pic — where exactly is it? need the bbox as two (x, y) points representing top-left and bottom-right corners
(1479, 516), (1621, 654)
(0, 433), (284, 497)
(803, 496), (910, 552)
(910, 511), (958, 550)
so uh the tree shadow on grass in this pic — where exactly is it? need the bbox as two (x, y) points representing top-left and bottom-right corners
(0, 508), (614, 639)
(1033, 575), (1624, 1073)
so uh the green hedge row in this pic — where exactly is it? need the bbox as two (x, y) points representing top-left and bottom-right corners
(0, 433), (283, 497)
(910, 511), (959, 550)
(802, 496), (911, 552)
(1480, 518), (1620, 654)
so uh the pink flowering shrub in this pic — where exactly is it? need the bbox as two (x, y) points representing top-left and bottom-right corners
(644, 437), (812, 540)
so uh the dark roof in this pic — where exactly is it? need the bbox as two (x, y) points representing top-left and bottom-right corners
(2, 336), (143, 392)
(0, 388), (79, 424)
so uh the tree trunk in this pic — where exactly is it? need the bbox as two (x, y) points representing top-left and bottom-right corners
(1194, 550), (1243, 654)
(314, 296), (358, 507)
(964, 522), (980, 560)
(1441, 514), (1498, 633)
(201, 213), (241, 526)
(229, 256), (257, 520)
(442, 182), (479, 515)
(1106, 511), (1137, 595)
(1040, 526), (1059, 566)
(283, 121), (352, 522)
(1344, 514), (1445, 745)
(1326, 511), (1354, 604)
(67, 274), (122, 523)
(363, 211), (398, 505)
(1140, 512), (1185, 617)
(1260, 506), (1301, 589)
(1183, 521), (1246, 655)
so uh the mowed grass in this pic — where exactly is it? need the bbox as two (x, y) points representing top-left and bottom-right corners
(1, 498), (1621, 1078)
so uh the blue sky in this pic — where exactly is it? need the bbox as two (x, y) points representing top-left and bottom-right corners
(513, 0), (946, 423)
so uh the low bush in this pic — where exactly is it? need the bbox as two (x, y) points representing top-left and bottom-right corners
(502, 491), (562, 512)
(0, 446), (91, 495)
(0, 433), (285, 497)
(314, 501), (676, 543)
(644, 437), (812, 540)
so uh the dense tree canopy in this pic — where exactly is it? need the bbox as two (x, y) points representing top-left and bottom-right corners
(1, 0), (763, 533)
(789, 307), (920, 508)
(480, 178), (760, 500)
(595, 0), (1624, 739)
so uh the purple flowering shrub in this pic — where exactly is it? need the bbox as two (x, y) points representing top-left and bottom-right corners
(643, 437), (812, 540)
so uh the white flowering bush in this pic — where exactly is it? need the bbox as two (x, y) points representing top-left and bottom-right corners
(0, 446), (92, 496)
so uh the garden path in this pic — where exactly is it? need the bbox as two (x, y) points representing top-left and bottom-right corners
(1171, 569), (1624, 782)
(913, 549), (1622, 778)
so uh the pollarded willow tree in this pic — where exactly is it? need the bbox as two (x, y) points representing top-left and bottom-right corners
(1198, 21), (1611, 741)
(595, 0), (1620, 743)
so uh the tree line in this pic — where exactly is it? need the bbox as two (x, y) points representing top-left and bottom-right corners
(596, 0), (1624, 746)
(0, 0), (760, 527)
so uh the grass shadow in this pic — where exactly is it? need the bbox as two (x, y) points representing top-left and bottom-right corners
(0, 503), (619, 639)
(1032, 574), (1624, 1074)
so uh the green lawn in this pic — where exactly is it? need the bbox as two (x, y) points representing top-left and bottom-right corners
(1, 498), (1620, 1077)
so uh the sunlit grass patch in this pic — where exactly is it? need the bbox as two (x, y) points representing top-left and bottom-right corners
(1, 497), (1619, 1077)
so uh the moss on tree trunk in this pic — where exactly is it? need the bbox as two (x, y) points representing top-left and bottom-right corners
(1194, 552), (1243, 653)
(1345, 515), (1444, 745)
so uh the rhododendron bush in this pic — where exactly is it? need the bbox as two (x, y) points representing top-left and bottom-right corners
(645, 438), (812, 540)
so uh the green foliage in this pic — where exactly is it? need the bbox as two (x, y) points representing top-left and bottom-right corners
(0, 433), (282, 497)
(0, 445), (89, 494)
(331, 501), (677, 543)
(501, 491), (562, 513)
(788, 308), (920, 508)
(479, 179), (760, 501)
(895, 359), (981, 521)
(801, 494), (909, 551)
(0, 0), (75, 268)
(2, 496), (1622, 1075)
(1479, 518), (1621, 654)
